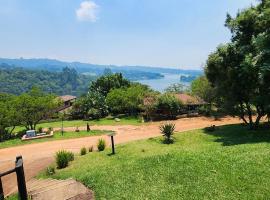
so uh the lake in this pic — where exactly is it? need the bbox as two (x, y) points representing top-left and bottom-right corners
(136, 73), (190, 92)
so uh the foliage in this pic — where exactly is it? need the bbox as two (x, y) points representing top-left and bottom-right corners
(0, 66), (95, 96)
(0, 93), (18, 141)
(71, 91), (108, 120)
(153, 93), (183, 119)
(43, 125), (270, 199)
(205, 1), (270, 129)
(159, 122), (175, 143)
(164, 83), (186, 93)
(190, 76), (215, 104)
(80, 147), (87, 155)
(66, 151), (75, 161)
(89, 73), (130, 97)
(106, 83), (151, 115)
(46, 166), (55, 176)
(14, 87), (59, 130)
(55, 150), (72, 169)
(97, 139), (106, 151)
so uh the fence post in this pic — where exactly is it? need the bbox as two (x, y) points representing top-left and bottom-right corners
(0, 178), (4, 200)
(15, 156), (28, 200)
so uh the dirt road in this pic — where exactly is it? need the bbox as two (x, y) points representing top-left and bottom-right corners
(0, 116), (242, 196)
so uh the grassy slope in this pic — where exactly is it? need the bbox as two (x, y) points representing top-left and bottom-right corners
(0, 130), (113, 149)
(40, 125), (270, 200)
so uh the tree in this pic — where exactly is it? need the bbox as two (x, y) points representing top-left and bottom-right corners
(106, 84), (150, 115)
(165, 83), (186, 93)
(71, 91), (108, 120)
(0, 93), (18, 141)
(89, 73), (130, 97)
(15, 88), (59, 130)
(190, 76), (215, 104)
(205, 0), (270, 129)
(154, 93), (183, 119)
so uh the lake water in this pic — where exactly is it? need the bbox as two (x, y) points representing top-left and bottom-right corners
(136, 73), (190, 92)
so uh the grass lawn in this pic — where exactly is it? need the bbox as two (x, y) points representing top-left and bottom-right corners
(13, 116), (143, 133)
(39, 124), (270, 200)
(0, 130), (113, 149)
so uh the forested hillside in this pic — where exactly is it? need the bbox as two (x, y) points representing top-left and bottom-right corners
(0, 66), (95, 96)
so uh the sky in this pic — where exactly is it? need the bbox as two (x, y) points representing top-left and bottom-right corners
(0, 0), (257, 69)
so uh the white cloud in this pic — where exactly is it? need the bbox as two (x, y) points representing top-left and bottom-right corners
(76, 1), (98, 22)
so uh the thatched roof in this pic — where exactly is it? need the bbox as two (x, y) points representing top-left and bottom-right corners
(59, 95), (77, 102)
(174, 93), (205, 105)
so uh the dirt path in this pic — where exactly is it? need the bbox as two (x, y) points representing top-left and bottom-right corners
(0, 116), (242, 196)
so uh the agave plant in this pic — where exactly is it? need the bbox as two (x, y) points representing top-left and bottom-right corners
(159, 122), (175, 144)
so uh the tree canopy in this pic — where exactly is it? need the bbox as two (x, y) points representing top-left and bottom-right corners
(205, 0), (270, 129)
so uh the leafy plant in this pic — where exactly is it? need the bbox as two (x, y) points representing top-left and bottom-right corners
(80, 147), (87, 155)
(55, 150), (71, 169)
(97, 139), (106, 151)
(159, 122), (175, 144)
(66, 151), (75, 161)
(46, 165), (55, 176)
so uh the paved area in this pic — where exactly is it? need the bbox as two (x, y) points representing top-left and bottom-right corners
(0, 116), (242, 196)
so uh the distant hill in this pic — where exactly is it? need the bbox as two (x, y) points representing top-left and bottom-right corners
(0, 66), (95, 96)
(0, 58), (202, 80)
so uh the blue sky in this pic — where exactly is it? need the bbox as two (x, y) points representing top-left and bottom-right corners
(0, 0), (257, 69)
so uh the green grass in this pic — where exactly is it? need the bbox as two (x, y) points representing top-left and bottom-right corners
(40, 125), (270, 199)
(13, 116), (143, 133)
(0, 130), (113, 149)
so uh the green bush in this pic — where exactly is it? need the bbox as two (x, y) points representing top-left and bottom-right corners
(55, 150), (72, 169)
(46, 166), (55, 176)
(154, 94), (182, 119)
(97, 139), (106, 151)
(66, 151), (74, 161)
(160, 123), (175, 144)
(80, 147), (87, 155)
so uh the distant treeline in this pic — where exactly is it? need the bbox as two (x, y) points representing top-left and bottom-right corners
(0, 66), (95, 96)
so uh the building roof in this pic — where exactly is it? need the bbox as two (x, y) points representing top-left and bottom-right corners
(59, 95), (77, 102)
(174, 93), (205, 105)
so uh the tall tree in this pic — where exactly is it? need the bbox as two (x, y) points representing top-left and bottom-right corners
(15, 88), (59, 130)
(205, 0), (270, 129)
(190, 76), (215, 104)
(0, 93), (18, 141)
(89, 73), (130, 96)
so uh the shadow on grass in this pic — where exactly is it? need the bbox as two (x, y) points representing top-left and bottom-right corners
(203, 123), (270, 146)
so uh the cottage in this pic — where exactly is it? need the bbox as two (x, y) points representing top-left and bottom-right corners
(57, 95), (77, 112)
(174, 93), (206, 113)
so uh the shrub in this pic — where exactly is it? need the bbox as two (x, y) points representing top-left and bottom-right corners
(38, 127), (43, 133)
(97, 139), (106, 151)
(55, 150), (71, 169)
(154, 94), (182, 119)
(46, 166), (55, 176)
(89, 146), (94, 152)
(66, 151), (74, 161)
(80, 147), (87, 155)
(160, 122), (175, 144)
